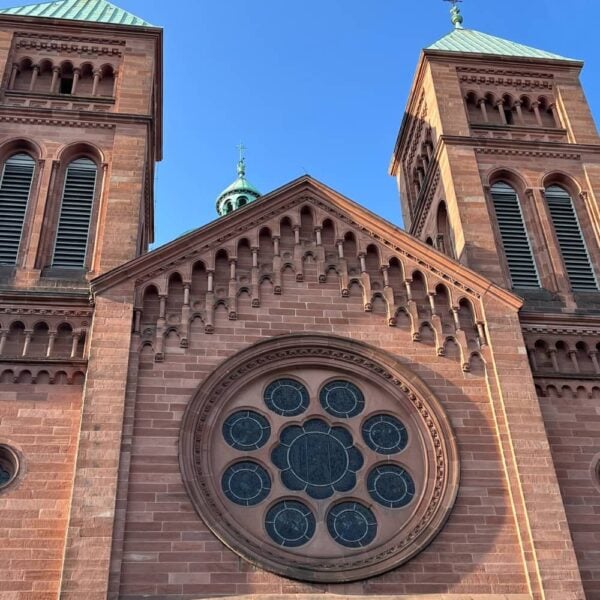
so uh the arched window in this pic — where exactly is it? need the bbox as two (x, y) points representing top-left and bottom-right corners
(490, 181), (540, 288)
(545, 185), (597, 291)
(436, 201), (453, 257)
(0, 153), (35, 265)
(52, 158), (97, 268)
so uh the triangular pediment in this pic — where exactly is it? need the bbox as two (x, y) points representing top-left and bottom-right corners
(94, 175), (522, 370)
(93, 175), (519, 311)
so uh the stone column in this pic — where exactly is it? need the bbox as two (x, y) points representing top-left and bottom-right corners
(46, 332), (56, 358)
(91, 69), (101, 96)
(29, 65), (39, 91)
(50, 66), (60, 93)
(71, 68), (80, 95)
(22, 330), (32, 357)
(478, 98), (489, 122)
(8, 63), (18, 89)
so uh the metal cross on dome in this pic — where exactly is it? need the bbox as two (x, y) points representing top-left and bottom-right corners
(236, 142), (246, 161)
(236, 142), (247, 177)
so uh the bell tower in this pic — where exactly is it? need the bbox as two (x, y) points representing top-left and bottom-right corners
(390, 3), (600, 310)
(0, 0), (162, 287)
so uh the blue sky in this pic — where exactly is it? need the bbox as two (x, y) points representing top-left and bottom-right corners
(4, 0), (600, 246)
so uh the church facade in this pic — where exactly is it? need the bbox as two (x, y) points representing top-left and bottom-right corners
(0, 2), (598, 600)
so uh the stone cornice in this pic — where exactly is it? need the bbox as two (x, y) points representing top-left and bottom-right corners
(521, 311), (600, 335)
(440, 134), (599, 155)
(0, 106), (153, 128)
(0, 289), (91, 306)
(15, 29), (127, 46)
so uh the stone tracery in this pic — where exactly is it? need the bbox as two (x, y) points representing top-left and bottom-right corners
(179, 334), (460, 582)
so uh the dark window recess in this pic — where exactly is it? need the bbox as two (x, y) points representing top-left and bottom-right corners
(546, 185), (597, 291)
(60, 77), (73, 94)
(0, 445), (19, 490)
(504, 108), (514, 124)
(52, 158), (97, 268)
(0, 153), (35, 266)
(491, 182), (541, 289)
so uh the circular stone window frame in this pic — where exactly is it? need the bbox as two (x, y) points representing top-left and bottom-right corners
(180, 334), (460, 583)
(592, 452), (600, 493)
(0, 444), (21, 492)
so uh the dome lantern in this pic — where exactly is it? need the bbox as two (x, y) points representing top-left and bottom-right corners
(216, 146), (261, 217)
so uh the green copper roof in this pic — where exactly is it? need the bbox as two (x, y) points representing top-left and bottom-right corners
(427, 28), (573, 61)
(0, 0), (152, 27)
(219, 176), (261, 199)
(216, 157), (262, 217)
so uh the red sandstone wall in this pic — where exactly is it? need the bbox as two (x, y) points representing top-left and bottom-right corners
(540, 391), (600, 600)
(112, 266), (528, 599)
(0, 383), (82, 599)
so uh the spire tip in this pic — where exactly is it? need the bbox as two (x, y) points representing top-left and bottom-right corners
(444, 0), (464, 29)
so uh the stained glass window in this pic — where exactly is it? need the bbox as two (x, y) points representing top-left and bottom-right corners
(271, 418), (363, 499)
(319, 380), (365, 418)
(223, 410), (271, 451)
(0, 465), (10, 486)
(221, 461), (271, 506)
(219, 378), (417, 551)
(362, 414), (409, 455)
(327, 502), (378, 548)
(265, 500), (316, 548)
(264, 379), (309, 416)
(368, 464), (415, 508)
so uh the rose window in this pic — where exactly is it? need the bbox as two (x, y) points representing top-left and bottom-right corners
(181, 335), (459, 582)
(271, 417), (364, 499)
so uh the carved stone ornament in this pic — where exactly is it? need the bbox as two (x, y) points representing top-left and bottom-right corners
(179, 334), (460, 583)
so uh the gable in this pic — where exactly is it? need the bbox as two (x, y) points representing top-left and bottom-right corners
(93, 176), (521, 369)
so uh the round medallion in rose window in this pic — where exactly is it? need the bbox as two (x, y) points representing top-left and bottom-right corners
(180, 334), (459, 583)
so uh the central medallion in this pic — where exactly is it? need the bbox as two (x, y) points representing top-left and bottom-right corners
(272, 418), (364, 499)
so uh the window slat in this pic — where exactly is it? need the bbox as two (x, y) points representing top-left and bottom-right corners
(491, 182), (541, 289)
(545, 185), (597, 292)
(0, 153), (35, 265)
(52, 158), (97, 268)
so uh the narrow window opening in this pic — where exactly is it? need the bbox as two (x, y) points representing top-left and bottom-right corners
(504, 108), (514, 125)
(60, 76), (73, 95)
(52, 157), (97, 268)
(545, 185), (597, 291)
(491, 181), (540, 289)
(0, 153), (35, 265)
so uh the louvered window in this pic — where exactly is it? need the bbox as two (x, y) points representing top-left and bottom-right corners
(491, 182), (541, 288)
(545, 185), (597, 291)
(52, 158), (97, 268)
(0, 153), (35, 265)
